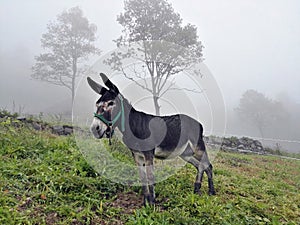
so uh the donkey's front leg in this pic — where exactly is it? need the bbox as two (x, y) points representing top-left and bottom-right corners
(144, 151), (155, 205)
(133, 151), (155, 205)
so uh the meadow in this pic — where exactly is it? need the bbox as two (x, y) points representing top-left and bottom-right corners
(0, 117), (299, 224)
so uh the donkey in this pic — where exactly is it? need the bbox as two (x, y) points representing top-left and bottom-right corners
(87, 73), (216, 205)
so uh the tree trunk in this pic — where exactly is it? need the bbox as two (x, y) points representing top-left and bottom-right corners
(153, 95), (160, 116)
(71, 57), (77, 105)
(148, 62), (160, 115)
(71, 80), (75, 104)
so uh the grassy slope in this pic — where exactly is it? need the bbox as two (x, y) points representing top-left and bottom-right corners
(0, 121), (299, 225)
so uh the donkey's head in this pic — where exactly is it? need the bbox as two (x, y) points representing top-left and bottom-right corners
(87, 73), (124, 139)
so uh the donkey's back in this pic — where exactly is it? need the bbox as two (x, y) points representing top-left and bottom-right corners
(153, 114), (205, 160)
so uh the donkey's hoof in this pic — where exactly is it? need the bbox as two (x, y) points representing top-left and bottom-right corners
(194, 190), (202, 195)
(194, 183), (202, 195)
(208, 190), (216, 195)
(143, 195), (155, 206)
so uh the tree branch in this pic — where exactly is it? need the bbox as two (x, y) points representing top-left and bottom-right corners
(121, 67), (153, 93)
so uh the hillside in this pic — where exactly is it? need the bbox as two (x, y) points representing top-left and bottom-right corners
(0, 118), (299, 224)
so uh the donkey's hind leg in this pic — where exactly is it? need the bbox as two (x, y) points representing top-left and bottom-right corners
(205, 163), (216, 195)
(180, 144), (216, 195)
(180, 145), (205, 194)
(197, 149), (215, 195)
(195, 140), (216, 195)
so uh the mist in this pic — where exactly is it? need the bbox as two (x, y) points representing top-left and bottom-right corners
(1, 0), (300, 152)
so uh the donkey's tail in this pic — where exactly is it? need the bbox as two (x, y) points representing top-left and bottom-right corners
(198, 123), (206, 151)
(198, 138), (206, 151)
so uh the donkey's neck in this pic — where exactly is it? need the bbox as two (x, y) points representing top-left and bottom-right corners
(116, 95), (135, 134)
(117, 95), (154, 139)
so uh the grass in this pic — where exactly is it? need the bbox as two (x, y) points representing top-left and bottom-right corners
(0, 118), (299, 224)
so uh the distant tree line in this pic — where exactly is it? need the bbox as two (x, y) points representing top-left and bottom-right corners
(235, 89), (300, 152)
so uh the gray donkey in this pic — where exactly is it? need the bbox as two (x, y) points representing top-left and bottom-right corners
(88, 73), (215, 205)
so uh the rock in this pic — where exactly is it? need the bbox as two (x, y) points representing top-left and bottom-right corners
(239, 137), (251, 145)
(32, 122), (42, 131)
(50, 125), (74, 135)
(17, 116), (26, 121)
(222, 139), (230, 146)
(254, 140), (263, 148)
(52, 126), (64, 135)
(63, 126), (73, 135)
(237, 144), (245, 150)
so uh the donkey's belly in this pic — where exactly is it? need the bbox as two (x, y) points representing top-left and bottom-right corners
(154, 141), (191, 160)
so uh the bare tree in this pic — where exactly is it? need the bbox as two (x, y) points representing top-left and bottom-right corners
(105, 0), (203, 115)
(32, 6), (100, 104)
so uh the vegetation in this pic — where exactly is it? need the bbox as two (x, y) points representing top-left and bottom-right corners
(236, 89), (287, 137)
(0, 118), (299, 224)
(264, 146), (300, 159)
(32, 6), (100, 103)
(106, 0), (203, 115)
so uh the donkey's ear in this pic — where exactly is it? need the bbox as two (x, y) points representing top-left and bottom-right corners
(100, 73), (119, 94)
(87, 77), (107, 95)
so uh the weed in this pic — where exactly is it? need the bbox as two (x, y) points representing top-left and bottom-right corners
(0, 123), (299, 224)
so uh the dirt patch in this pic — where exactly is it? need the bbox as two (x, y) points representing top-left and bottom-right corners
(45, 212), (61, 225)
(106, 191), (144, 214)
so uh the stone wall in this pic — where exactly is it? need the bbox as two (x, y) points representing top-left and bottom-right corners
(1, 114), (265, 154)
(0, 115), (75, 136)
(205, 136), (264, 154)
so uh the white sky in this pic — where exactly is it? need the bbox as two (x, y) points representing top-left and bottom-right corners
(0, 0), (300, 113)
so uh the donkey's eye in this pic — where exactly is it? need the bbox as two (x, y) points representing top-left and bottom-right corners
(108, 101), (114, 106)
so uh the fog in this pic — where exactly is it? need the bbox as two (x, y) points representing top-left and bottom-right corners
(1, 0), (300, 152)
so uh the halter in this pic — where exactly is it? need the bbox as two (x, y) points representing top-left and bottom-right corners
(93, 95), (125, 144)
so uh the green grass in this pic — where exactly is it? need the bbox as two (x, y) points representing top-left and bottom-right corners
(0, 119), (299, 224)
